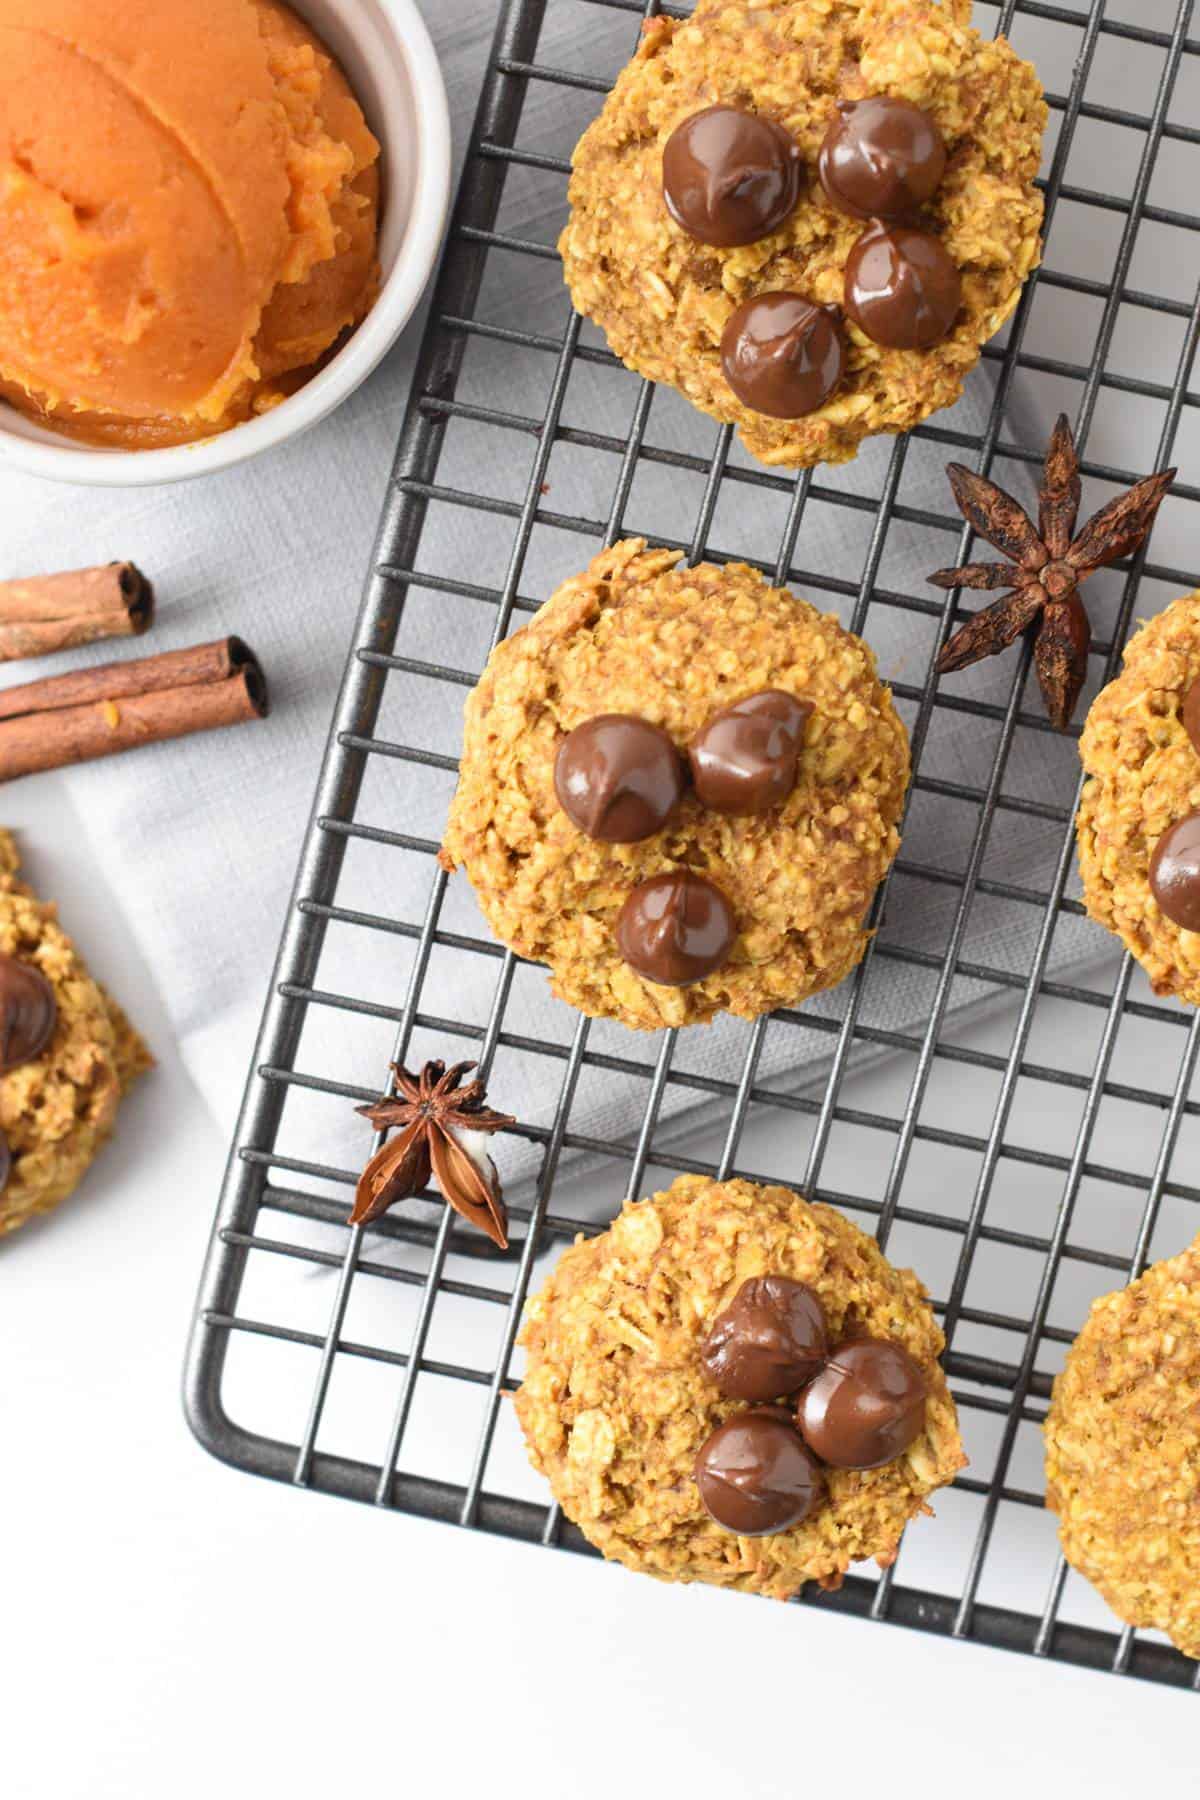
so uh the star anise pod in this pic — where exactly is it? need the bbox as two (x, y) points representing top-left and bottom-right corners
(931, 415), (1176, 729)
(350, 1059), (515, 1247)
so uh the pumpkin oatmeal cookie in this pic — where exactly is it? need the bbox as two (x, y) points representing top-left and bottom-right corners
(559, 0), (1045, 468)
(1044, 1236), (1200, 1660)
(1077, 593), (1200, 1005)
(514, 1175), (965, 1597)
(439, 539), (909, 1030)
(0, 830), (151, 1237)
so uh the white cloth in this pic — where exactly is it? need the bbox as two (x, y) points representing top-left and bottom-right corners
(0, 2), (1193, 1200)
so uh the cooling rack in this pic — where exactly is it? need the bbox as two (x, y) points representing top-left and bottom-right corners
(186, 0), (1200, 1689)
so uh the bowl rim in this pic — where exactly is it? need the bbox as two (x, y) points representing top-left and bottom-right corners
(0, 0), (452, 488)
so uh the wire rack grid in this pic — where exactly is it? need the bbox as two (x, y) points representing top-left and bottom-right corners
(186, 0), (1200, 1689)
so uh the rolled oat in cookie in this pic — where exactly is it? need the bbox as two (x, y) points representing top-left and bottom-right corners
(559, 0), (1046, 468)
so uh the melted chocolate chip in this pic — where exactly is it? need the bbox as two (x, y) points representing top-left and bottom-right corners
(1150, 810), (1200, 932)
(555, 715), (686, 843)
(701, 1276), (828, 1401)
(844, 222), (962, 350)
(662, 106), (803, 248)
(0, 953), (57, 1074)
(615, 870), (736, 986)
(796, 1337), (928, 1470)
(0, 1132), (10, 1196)
(818, 96), (946, 221)
(1182, 677), (1200, 756)
(694, 1408), (826, 1535)
(721, 293), (846, 418)
(689, 689), (814, 816)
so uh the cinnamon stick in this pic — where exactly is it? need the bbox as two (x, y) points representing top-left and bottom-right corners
(0, 637), (268, 782)
(0, 563), (154, 662)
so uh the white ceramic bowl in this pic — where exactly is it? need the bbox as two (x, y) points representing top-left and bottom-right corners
(0, 0), (451, 487)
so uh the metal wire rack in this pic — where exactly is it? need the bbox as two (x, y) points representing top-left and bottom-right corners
(186, 0), (1200, 1689)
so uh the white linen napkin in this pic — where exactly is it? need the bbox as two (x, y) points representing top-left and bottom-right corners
(0, 1), (1193, 1201)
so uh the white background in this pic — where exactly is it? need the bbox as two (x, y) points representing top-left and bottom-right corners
(3, 1), (1199, 1794)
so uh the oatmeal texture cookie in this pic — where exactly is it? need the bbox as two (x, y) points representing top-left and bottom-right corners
(439, 540), (909, 1029)
(560, 0), (1045, 468)
(1077, 593), (1200, 1004)
(1044, 1236), (1200, 1660)
(515, 1175), (965, 1597)
(0, 830), (151, 1237)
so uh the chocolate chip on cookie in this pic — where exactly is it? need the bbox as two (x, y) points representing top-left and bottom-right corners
(797, 1337), (928, 1469)
(0, 951), (57, 1073)
(818, 96), (946, 221)
(689, 689), (814, 814)
(555, 714), (686, 843)
(844, 221), (962, 349)
(701, 1275), (828, 1400)
(695, 1408), (826, 1535)
(1150, 812), (1200, 932)
(616, 870), (736, 986)
(720, 293), (846, 418)
(662, 105), (802, 248)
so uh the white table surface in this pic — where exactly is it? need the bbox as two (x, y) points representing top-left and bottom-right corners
(3, 3), (1199, 1794)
